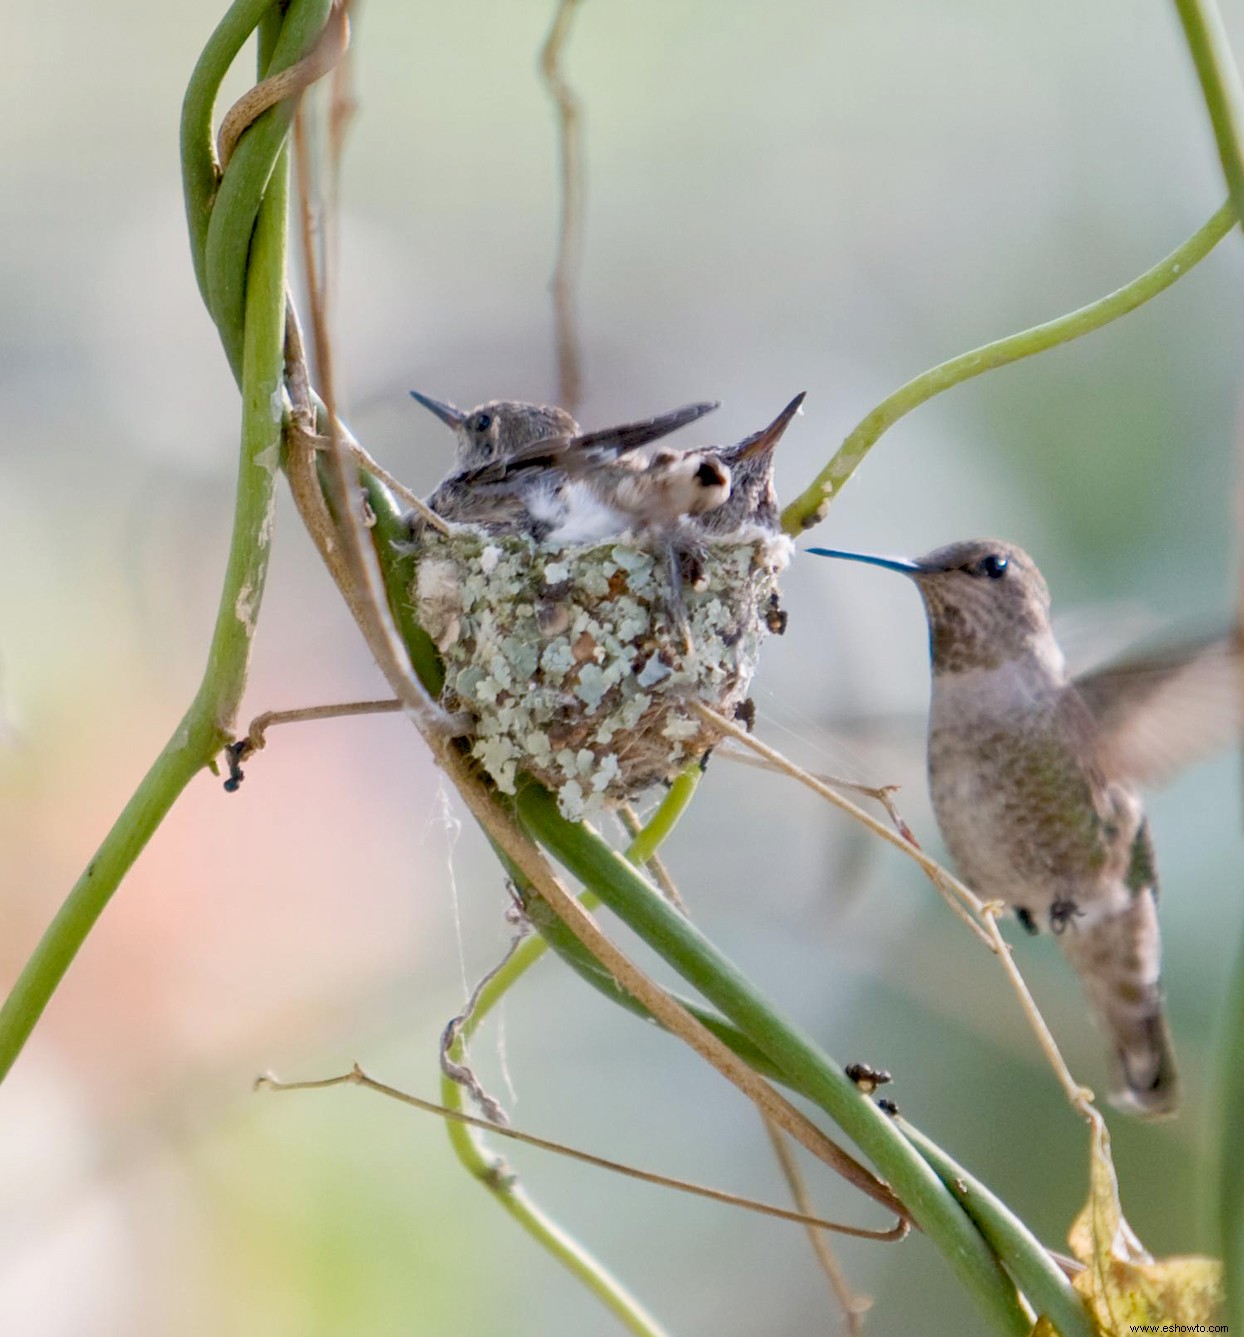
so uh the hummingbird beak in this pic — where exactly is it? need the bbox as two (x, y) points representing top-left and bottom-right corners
(805, 547), (925, 576)
(409, 390), (467, 429)
(735, 391), (806, 461)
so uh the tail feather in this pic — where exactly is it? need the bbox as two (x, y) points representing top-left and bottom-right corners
(1057, 886), (1180, 1119)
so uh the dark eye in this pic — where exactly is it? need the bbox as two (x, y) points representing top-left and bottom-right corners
(474, 412), (492, 432)
(973, 554), (1008, 579)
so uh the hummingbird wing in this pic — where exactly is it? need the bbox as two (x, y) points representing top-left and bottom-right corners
(447, 401), (720, 486)
(426, 471), (536, 528)
(1073, 630), (1240, 787)
(565, 400), (720, 462)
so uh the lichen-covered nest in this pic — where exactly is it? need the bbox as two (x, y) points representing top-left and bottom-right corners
(413, 529), (791, 819)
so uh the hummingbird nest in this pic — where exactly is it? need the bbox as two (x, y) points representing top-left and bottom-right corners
(413, 528), (791, 819)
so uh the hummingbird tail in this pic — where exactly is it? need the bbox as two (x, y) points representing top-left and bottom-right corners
(1107, 1012), (1180, 1120)
(1057, 887), (1181, 1120)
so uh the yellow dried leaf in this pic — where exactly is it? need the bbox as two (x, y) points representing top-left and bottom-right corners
(1060, 1110), (1222, 1335)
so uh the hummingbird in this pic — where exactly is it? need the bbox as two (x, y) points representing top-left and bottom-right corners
(809, 538), (1239, 1118)
(410, 391), (721, 539)
(694, 391), (805, 538)
(548, 392), (807, 543)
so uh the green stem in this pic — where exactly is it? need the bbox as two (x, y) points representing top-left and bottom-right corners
(780, 200), (1236, 533)
(362, 475), (447, 696)
(1173, 0), (1244, 228)
(624, 765), (701, 866)
(202, 0), (331, 380)
(432, 777), (704, 1337)
(898, 1120), (1092, 1337)
(520, 869), (1091, 1334)
(180, 0), (277, 305)
(1216, 918), (1244, 1334)
(0, 145), (291, 1084)
(438, 1101), (673, 1337)
(1167, 11), (1244, 1327)
(518, 787), (1032, 1337)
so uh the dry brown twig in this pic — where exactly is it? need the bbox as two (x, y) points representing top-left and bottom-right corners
(614, 800), (872, 1325)
(216, 0), (352, 170)
(257, 1064), (908, 1242)
(763, 1115), (874, 1335)
(540, 0), (586, 410)
(696, 703), (1096, 1119)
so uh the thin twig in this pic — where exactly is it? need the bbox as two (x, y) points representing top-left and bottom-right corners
(699, 705), (992, 946)
(282, 264), (450, 739)
(975, 905), (1095, 1116)
(238, 700), (402, 754)
(339, 434), (453, 533)
(539, 0), (586, 410)
(224, 698), (402, 790)
(217, 1), (351, 170)
(696, 704), (1094, 1120)
(439, 934), (529, 1126)
(619, 804), (686, 911)
(763, 1117), (873, 1335)
(623, 793), (870, 1322)
(718, 742), (921, 844)
(258, 1065), (908, 1241)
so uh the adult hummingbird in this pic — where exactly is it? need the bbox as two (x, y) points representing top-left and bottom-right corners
(410, 391), (720, 539)
(809, 538), (1238, 1118)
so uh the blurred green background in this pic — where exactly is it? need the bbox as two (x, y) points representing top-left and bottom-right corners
(3, 2), (1243, 1333)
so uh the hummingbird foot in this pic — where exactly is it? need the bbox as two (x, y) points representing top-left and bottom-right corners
(656, 540), (696, 655)
(1014, 907), (1040, 936)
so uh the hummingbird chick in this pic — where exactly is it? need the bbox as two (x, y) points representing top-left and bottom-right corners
(695, 391), (806, 538)
(550, 391), (805, 545)
(410, 391), (720, 539)
(810, 538), (1240, 1118)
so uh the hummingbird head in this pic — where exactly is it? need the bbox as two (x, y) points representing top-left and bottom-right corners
(908, 540), (1054, 673)
(808, 538), (1059, 674)
(700, 392), (805, 535)
(410, 392), (578, 471)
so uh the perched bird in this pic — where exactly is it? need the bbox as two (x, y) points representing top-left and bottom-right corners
(491, 409), (732, 544)
(410, 391), (719, 539)
(809, 538), (1240, 1118)
(696, 391), (805, 537)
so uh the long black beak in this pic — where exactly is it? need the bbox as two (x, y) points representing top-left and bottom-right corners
(409, 390), (467, 429)
(735, 391), (806, 461)
(806, 547), (925, 575)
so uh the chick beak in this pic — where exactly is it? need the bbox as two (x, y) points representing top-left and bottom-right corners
(409, 390), (467, 429)
(736, 391), (807, 461)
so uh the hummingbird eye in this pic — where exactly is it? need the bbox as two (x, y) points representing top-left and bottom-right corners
(473, 412), (493, 433)
(973, 554), (1009, 580)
